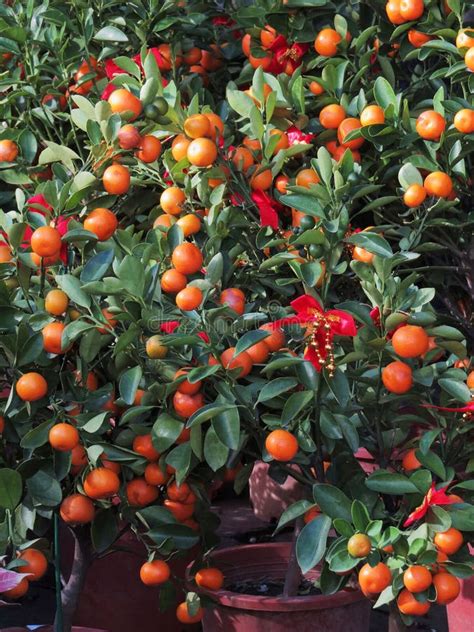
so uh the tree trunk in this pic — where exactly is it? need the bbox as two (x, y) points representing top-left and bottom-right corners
(55, 526), (93, 632)
(388, 603), (409, 632)
(283, 518), (303, 598)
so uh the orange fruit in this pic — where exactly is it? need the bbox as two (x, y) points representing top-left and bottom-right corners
(261, 25), (277, 49)
(144, 462), (168, 486)
(16, 372), (48, 401)
(146, 335), (168, 359)
(358, 562), (392, 596)
(3, 576), (29, 600)
(319, 104), (346, 129)
(221, 347), (253, 378)
(467, 370), (474, 389)
(160, 187), (186, 216)
(84, 208), (118, 241)
(133, 434), (160, 461)
(250, 165), (273, 191)
(242, 34), (251, 57)
(0, 244), (12, 263)
(403, 565), (432, 593)
(415, 110), (446, 141)
(353, 246), (374, 264)
(259, 324), (285, 351)
(17, 548), (48, 581)
(171, 242), (203, 274)
(314, 28), (342, 57)
(167, 481), (191, 502)
(231, 146), (255, 171)
(360, 105), (385, 126)
(246, 341), (271, 364)
(183, 47), (202, 65)
(424, 172), (453, 198)
(45, 289), (69, 315)
(173, 391), (204, 418)
(400, 0), (424, 21)
(466, 47), (474, 71)
(176, 214), (201, 237)
(402, 448), (421, 471)
(161, 269), (187, 293)
(97, 307), (117, 334)
(195, 567), (224, 590)
(386, 0), (405, 25)
(408, 30), (433, 47)
(392, 325), (429, 358)
(31, 226), (61, 258)
(154, 214), (175, 230)
(103, 163), (130, 195)
(118, 124), (141, 149)
(42, 321), (66, 355)
(456, 29), (474, 49)
(60, 494), (95, 524)
(338, 118), (364, 149)
(140, 560), (170, 585)
(164, 499), (195, 521)
(176, 285), (203, 311)
(403, 184), (426, 207)
(347, 534), (372, 558)
(184, 114), (211, 139)
(309, 81), (324, 96)
(248, 50), (273, 70)
(453, 109), (474, 134)
(108, 89), (142, 120)
(434, 528), (463, 555)
(433, 572), (461, 605)
(0, 139), (19, 162)
(49, 423), (79, 451)
(203, 113), (224, 140)
(219, 288), (245, 315)
(83, 467), (120, 499)
(397, 589), (430, 615)
(171, 134), (191, 162)
(265, 429), (298, 461)
(382, 361), (413, 394)
(269, 129), (289, 154)
(136, 135), (162, 163)
(296, 168), (320, 188)
(304, 507), (320, 523)
(176, 602), (203, 624)
(187, 137), (217, 166)
(126, 477), (159, 507)
(274, 174), (289, 194)
(175, 369), (202, 395)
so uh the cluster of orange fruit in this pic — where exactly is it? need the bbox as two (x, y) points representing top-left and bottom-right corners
(381, 324), (430, 394)
(1, 548), (49, 600)
(350, 525), (463, 616)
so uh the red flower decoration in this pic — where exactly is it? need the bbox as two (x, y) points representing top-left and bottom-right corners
(251, 191), (282, 229)
(286, 126), (315, 146)
(104, 59), (123, 80)
(422, 401), (474, 414)
(404, 483), (459, 527)
(160, 321), (179, 334)
(272, 295), (357, 372)
(100, 83), (116, 100)
(268, 38), (309, 74)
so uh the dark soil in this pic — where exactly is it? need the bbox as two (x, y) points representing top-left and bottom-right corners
(227, 578), (321, 597)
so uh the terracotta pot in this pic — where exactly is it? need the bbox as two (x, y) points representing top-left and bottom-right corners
(354, 448), (378, 474)
(447, 545), (474, 631)
(187, 542), (370, 632)
(249, 461), (305, 522)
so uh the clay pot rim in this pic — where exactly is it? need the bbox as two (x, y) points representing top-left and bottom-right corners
(187, 542), (365, 613)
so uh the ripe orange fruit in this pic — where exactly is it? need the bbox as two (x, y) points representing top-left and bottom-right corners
(173, 391), (204, 418)
(0, 244), (12, 263)
(161, 269), (187, 293)
(274, 174), (289, 194)
(171, 242), (203, 274)
(49, 423), (79, 452)
(0, 139), (19, 162)
(424, 172), (453, 198)
(259, 324), (285, 351)
(42, 321), (66, 355)
(353, 246), (374, 264)
(314, 28), (342, 57)
(309, 81), (324, 96)
(164, 499), (195, 521)
(433, 572), (461, 605)
(30, 226), (61, 257)
(415, 110), (446, 141)
(103, 163), (130, 195)
(176, 214), (201, 237)
(167, 481), (191, 502)
(304, 507), (320, 523)
(386, 0), (405, 24)
(269, 129), (289, 154)
(83, 467), (120, 499)
(118, 124), (141, 149)
(382, 361), (413, 394)
(176, 602), (203, 624)
(175, 369), (202, 395)
(183, 47), (202, 65)
(133, 434), (160, 461)
(265, 429), (298, 461)
(246, 341), (271, 364)
(74, 370), (98, 391)
(402, 448), (421, 471)
(456, 29), (474, 49)
(358, 562), (392, 596)
(60, 493), (95, 524)
(160, 187), (186, 216)
(403, 565), (432, 593)
(3, 576), (29, 600)
(17, 548), (48, 581)
(250, 165), (273, 191)
(221, 347), (253, 378)
(360, 105), (385, 126)
(16, 372), (48, 401)
(195, 567), (224, 590)
(84, 207), (118, 241)
(171, 134), (191, 161)
(467, 370), (474, 389)
(184, 114), (211, 139)
(136, 135), (162, 162)
(97, 307), (117, 334)
(231, 146), (255, 171)
(466, 47), (474, 71)
(144, 462), (168, 486)
(296, 168), (320, 188)
(154, 214), (175, 230)
(176, 286), (203, 311)
(319, 104), (346, 129)
(203, 113), (224, 140)
(397, 589), (430, 615)
(347, 534), (372, 558)
(71, 444), (87, 468)
(260, 24), (277, 49)
(392, 325), (429, 358)
(126, 477), (159, 507)
(434, 528), (463, 555)
(408, 30), (433, 47)
(243, 136), (262, 152)
(219, 288), (245, 315)
(146, 335), (168, 359)
(453, 109), (474, 134)
(403, 184), (426, 207)
(45, 289), (69, 315)
(187, 137), (217, 166)
(108, 89), (142, 120)
(400, 0), (424, 20)
(140, 560), (170, 585)
(338, 118), (364, 149)
(248, 50), (273, 70)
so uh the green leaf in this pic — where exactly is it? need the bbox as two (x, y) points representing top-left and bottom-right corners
(204, 426), (229, 471)
(313, 484), (352, 521)
(81, 412), (109, 434)
(148, 524), (199, 550)
(212, 407), (240, 450)
(187, 404), (235, 427)
(346, 233), (393, 258)
(257, 378), (298, 403)
(366, 471), (419, 494)
(119, 366), (142, 405)
(296, 515), (332, 573)
(81, 249), (114, 282)
(438, 378), (471, 403)
(152, 414), (183, 452)
(55, 274), (91, 308)
(374, 76), (397, 112)
(398, 164), (423, 190)
(92, 509), (119, 553)
(20, 420), (54, 449)
(275, 499), (313, 532)
(234, 330), (270, 356)
(415, 450), (446, 480)
(26, 471), (62, 507)
(0, 469), (22, 510)
(351, 500), (370, 531)
(94, 26), (128, 42)
(281, 391), (313, 423)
